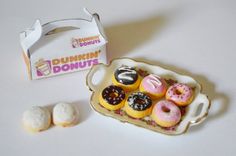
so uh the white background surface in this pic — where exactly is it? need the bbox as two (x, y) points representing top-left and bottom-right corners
(0, 0), (236, 156)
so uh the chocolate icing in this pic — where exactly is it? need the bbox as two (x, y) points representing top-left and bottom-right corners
(102, 85), (125, 105)
(114, 66), (138, 85)
(127, 92), (152, 111)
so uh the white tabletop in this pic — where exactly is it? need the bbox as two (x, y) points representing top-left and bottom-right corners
(1, 0), (235, 155)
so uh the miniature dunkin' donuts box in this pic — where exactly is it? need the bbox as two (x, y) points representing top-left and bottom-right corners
(20, 9), (107, 80)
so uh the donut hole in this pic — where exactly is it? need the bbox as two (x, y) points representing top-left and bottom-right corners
(162, 106), (171, 113)
(136, 99), (146, 105)
(175, 89), (182, 95)
(109, 92), (118, 98)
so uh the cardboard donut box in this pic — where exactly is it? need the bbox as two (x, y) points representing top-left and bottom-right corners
(20, 8), (107, 80)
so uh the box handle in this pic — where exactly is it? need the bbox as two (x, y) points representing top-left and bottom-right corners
(20, 8), (97, 53)
(188, 94), (211, 126)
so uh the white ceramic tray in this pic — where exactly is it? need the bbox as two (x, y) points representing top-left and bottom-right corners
(86, 58), (211, 135)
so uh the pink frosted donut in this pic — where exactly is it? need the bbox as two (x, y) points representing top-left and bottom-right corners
(166, 83), (194, 106)
(139, 74), (167, 99)
(151, 100), (181, 127)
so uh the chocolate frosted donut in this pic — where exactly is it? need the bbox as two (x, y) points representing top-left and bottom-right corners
(127, 92), (152, 111)
(114, 66), (138, 85)
(102, 85), (125, 105)
(125, 92), (153, 118)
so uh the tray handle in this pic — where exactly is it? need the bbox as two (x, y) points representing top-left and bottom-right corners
(188, 94), (210, 126)
(86, 64), (106, 92)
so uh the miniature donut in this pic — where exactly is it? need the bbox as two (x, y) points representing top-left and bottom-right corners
(99, 85), (126, 110)
(166, 83), (194, 106)
(139, 74), (167, 99)
(151, 100), (181, 127)
(53, 103), (78, 127)
(125, 92), (152, 118)
(112, 66), (141, 91)
(22, 106), (51, 133)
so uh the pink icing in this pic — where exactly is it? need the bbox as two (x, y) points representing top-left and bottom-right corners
(153, 100), (181, 122)
(141, 74), (167, 94)
(166, 83), (193, 103)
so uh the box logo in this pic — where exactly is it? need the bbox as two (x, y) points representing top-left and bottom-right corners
(35, 50), (101, 77)
(35, 59), (52, 76)
(71, 35), (100, 48)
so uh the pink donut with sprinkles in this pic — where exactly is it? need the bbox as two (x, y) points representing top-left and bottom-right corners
(151, 100), (181, 127)
(139, 74), (167, 99)
(166, 83), (194, 106)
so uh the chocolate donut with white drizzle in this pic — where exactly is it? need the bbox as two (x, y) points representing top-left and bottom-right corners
(112, 66), (141, 91)
(114, 66), (138, 85)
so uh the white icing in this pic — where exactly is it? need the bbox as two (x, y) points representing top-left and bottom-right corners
(118, 74), (134, 81)
(22, 106), (51, 131)
(53, 103), (77, 124)
(118, 67), (136, 81)
(118, 66), (134, 71)
(147, 74), (162, 89)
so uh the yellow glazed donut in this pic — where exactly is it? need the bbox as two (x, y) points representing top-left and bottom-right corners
(99, 85), (126, 111)
(112, 66), (141, 92)
(124, 92), (153, 119)
(166, 83), (194, 106)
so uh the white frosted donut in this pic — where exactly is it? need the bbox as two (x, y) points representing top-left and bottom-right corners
(53, 103), (78, 127)
(22, 106), (51, 133)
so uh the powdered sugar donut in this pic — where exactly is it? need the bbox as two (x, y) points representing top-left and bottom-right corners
(53, 103), (78, 127)
(151, 100), (181, 127)
(139, 74), (167, 99)
(166, 83), (194, 106)
(22, 106), (51, 133)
